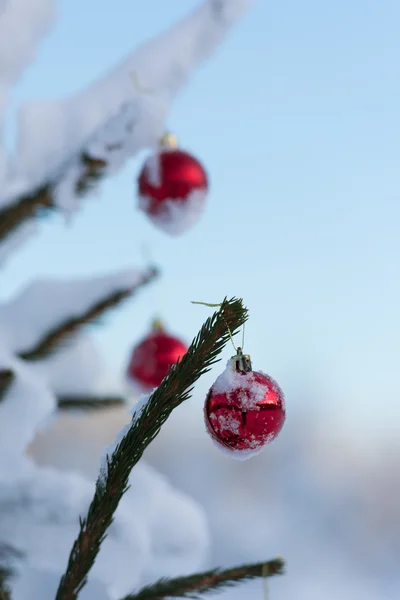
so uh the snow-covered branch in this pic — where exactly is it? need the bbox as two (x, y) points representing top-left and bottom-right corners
(0, 0), (54, 118)
(0, 0), (253, 255)
(0, 153), (107, 245)
(0, 267), (158, 358)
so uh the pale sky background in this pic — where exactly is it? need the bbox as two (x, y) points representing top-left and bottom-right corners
(2, 0), (400, 441)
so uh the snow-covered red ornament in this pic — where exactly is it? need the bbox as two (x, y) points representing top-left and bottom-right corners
(137, 132), (208, 235)
(204, 348), (285, 460)
(127, 319), (188, 391)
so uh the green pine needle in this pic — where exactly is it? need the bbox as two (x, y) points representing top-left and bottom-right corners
(55, 297), (248, 600)
(124, 558), (285, 600)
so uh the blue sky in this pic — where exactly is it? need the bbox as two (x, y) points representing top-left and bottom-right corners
(2, 0), (400, 439)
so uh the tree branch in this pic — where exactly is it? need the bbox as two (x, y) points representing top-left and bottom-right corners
(19, 267), (159, 361)
(0, 370), (14, 402)
(124, 558), (285, 600)
(0, 153), (107, 245)
(55, 297), (248, 600)
(57, 395), (125, 411)
(0, 567), (12, 600)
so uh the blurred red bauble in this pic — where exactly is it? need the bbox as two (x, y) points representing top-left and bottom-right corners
(204, 348), (285, 460)
(137, 132), (208, 235)
(127, 320), (188, 391)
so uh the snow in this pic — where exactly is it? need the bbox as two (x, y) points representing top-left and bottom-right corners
(53, 161), (85, 217)
(12, 567), (111, 600)
(0, 270), (146, 354)
(39, 335), (123, 397)
(0, 0), (253, 218)
(143, 153), (163, 188)
(211, 359), (272, 409)
(0, 0), (54, 117)
(0, 339), (209, 599)
(0, 344), (56, 472)
(0, 460), (209, 600)
(139, 189), (207, 235)
(98, 393), (151, 487)
(0, 345), (209, 600)
(125, 373), (157, 398)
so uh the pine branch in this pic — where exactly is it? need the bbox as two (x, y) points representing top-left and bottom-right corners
(0, 370), (14, 402)
(0, 153), (107, 245)
(0, 567), (12, 600)
(19, 267), (159, 361)
(124, 558), (285, 600)
(55, 297), (248, 600)
(58, 395), (125, 411)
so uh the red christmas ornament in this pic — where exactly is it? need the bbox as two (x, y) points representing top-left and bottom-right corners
(127, 320), (188, 391)
(204, 348), (285, 460)
(138, 132), (208, 235)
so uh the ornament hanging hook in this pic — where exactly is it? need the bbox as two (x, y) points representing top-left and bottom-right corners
(191, 300), (246, 353)
(191, 301), (237, 352)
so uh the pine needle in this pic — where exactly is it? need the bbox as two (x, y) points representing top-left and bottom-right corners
(123, 558), (285, 600)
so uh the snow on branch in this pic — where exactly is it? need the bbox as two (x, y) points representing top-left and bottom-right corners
(125, 558), (285, 600)
(0, 154), (107, 246)
(18, 286), (134, 361)
(0, 352), (56, 467)
(0, 266), (158, 358)
(0, 0), (54, 112)
(0, 0), (252, 251)
(38, 334), (124, 399)
(55, 297), (248, 600)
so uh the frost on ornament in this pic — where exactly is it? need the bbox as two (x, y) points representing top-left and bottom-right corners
(138, 189), (206, 235)
(137, 146), (208, 235)
(204, 351), (286, 461)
